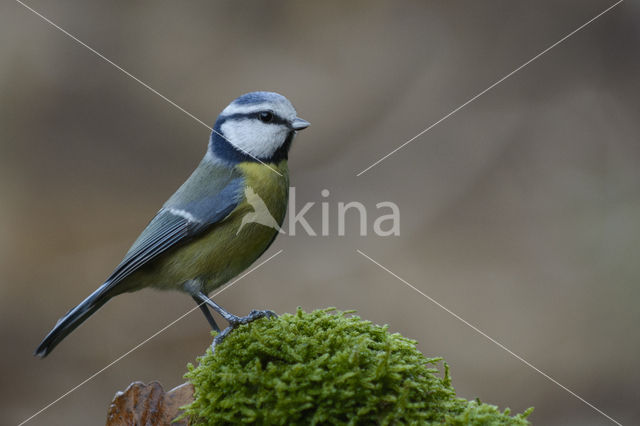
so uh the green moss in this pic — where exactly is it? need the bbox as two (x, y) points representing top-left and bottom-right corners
(181, 308), (533, 425)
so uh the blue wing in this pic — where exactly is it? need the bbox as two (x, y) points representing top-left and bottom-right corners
(105, 160), (244, 287)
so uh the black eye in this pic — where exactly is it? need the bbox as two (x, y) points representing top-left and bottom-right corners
(258, 111), (273, 123)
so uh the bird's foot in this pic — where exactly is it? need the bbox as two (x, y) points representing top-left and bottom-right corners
(230, 309), (278, 325)
(211, 309), (277, 351)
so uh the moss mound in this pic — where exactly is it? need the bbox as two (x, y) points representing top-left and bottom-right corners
(182, 308), (533, 425)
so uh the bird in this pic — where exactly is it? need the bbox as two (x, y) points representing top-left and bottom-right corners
(35, 91), (310, 357)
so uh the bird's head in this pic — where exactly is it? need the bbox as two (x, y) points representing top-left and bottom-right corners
(209, 91), (310, 164)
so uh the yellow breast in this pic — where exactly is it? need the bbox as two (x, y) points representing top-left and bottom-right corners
(236, 160), (290, 225)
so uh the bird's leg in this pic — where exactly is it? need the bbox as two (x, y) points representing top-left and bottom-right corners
(192, 295), (220, 332)
(194, 291), (276, 349)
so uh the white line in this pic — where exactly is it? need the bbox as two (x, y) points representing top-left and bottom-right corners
(14, 0), (283, 177)
(18, 249), (284, 426)
(356, 0), (624, 176)
(356, 249), (623, 426)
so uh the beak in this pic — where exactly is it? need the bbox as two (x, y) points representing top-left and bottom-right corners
(291, 117), (310, 131)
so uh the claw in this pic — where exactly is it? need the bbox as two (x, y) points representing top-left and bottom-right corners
(232, 309), (277, 324)
(211, 309), (277, 352)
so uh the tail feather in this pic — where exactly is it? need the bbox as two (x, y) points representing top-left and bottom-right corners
(35, 282), (114, 358)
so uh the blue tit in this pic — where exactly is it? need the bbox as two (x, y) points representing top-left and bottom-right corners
(35, 91), (310, 357)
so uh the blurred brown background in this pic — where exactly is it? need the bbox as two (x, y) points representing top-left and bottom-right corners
(1, 1), (639, 424)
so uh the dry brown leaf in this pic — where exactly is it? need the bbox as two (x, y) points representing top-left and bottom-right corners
(106, 381), (194, 426)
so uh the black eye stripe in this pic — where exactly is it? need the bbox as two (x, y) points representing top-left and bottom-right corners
(258, 111), (273, 123)
(221, 112), (289, 126)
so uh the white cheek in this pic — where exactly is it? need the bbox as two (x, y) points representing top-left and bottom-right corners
(221, 120), (287, 159)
